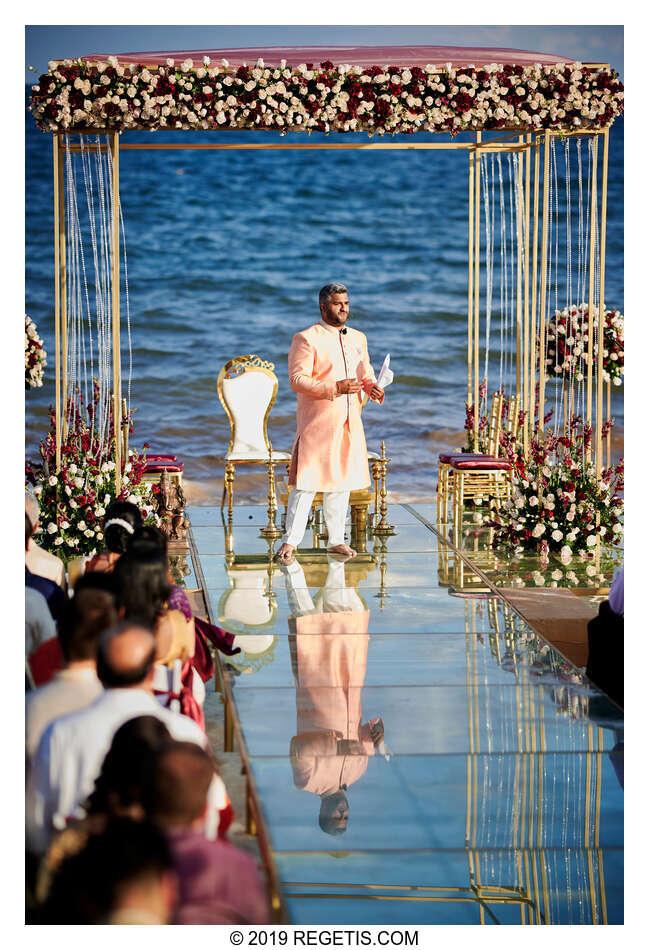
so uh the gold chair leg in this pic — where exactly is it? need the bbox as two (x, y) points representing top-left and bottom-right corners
(226, 462), (235, 520)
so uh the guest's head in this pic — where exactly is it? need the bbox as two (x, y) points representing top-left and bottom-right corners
(129, 524), (168, 557)
(73, 570), (120, 598)
(318, 790), (349, 836)
(58, 588), (117, 665)
(319, 282), (349, 327)
(103, 501), (143, 554)
(85, 716), (172, 819)
(96, 622), (156, 690)
(143, 742), (214, 830)
(25, 490), (40, 532)
(38, 817), (176, 924)
(112, 547), (171, 629)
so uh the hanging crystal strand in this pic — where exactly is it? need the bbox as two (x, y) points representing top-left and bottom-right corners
(79, 136), (104, 450)
(480, 153), (493, 408)
(74, 137), (95, 423)
(496, 153), (506, 392)
(564, 140), (573, 426)
(506, 153), (514, 393)
(106, 144), (133, 426)
(95, 136), (113, 461)
(63, 137), (76, 434)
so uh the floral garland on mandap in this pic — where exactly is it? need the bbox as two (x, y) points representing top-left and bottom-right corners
(489, 416), (623, 557)
(544, 304), (624, 386)
(30, 57), (623, 135)
(26, 315), (47, 389)
(26, 387), (158, 560)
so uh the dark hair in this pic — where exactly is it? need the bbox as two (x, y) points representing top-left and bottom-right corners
(85, 716), (172, 817)
(37, 817), (172, 924)
(73, 570), (120, 597)
(128, 525), (168, 556)
(103, 501), (143, 554)
(25, 512), (33, 545)
(58, 588), (117, 663)
(96, 622), (157, 688)
(318, 791), (349, 836)
(142, 742), (214, 827)
(112, 547), (171, 628)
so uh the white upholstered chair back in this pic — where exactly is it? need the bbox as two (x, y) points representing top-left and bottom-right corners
(218, 355), (278, 460)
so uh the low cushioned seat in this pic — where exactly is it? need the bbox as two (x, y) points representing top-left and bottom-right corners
(438, 452), (455, 464)
(449, 455), (511, 471)
(225, 449), (291, 461)
(144, 461), (184, 473)
(146, 453), (177, 462)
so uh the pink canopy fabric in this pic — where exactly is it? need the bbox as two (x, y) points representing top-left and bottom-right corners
(81, 45), (576, 69)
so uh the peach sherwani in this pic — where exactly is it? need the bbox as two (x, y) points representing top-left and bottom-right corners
(289, 616), (376, 796)
(287, 320), (376, 492)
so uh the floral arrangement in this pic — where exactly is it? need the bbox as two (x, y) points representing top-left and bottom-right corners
(30, 57), (623, 136)
(25, 315), (47, 389)
(25, 387), (158, 560)
(544, 304), (624, 386)
(489, 416), (624, 556)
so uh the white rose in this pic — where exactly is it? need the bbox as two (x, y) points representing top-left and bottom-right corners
(551, 530), (563, 541)
(48, 475), (58, 486)
(586, 565), (597, 576)
(68, 463), (77, 475)
(60, 520), (70, 529)
(127, 494), (138, 504)
(75, 477), (84, 489)
(78, 520), (86, 530)
(560, 546), (572, 560)
(69, 500), (77, 509)
(47, 522), (57, 534)
(529, 496), (538, 506)
(54, 537), (64, 546)
(586, 535), (597, 546)
(84, 529), (94, 538)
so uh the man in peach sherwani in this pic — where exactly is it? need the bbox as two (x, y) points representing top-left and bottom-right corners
(276, 283), (385, 564)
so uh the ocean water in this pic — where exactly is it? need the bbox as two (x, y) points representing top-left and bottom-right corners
(25, 94), (624, 502)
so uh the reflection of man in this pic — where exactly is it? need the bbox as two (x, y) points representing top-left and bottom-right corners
(276, 283), (384, 564)
(284, 559), (384, 835)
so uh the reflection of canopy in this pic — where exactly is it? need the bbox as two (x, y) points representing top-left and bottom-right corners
(80, 45), (577, 68)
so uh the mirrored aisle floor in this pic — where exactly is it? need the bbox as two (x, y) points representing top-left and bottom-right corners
(189, 503), (624, 925)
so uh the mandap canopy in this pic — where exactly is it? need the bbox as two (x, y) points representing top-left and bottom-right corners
(29, 45), (624, 489)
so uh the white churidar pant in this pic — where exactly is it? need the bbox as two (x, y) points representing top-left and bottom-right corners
(282, 489), (349, 548)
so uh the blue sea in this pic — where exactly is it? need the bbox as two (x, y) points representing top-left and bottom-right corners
(25, 93), (624, 502)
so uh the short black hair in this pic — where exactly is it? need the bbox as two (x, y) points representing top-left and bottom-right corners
(96, 623), (156, 688)
(58, 588), (117, 663)
(112, 547), (171, 629)
(143, 742), (214, 827)
(73, 570), (120, 597)
(37, 817), (173, 924)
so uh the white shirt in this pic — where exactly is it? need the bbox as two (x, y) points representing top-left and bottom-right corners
(26, 668), (103, 760)
(25, 587), (56, 656)
(26, 687), (207, 853)
(26, 540), (67, 591)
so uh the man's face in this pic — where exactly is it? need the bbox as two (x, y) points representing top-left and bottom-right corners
(319, 789), (349, 834)
(321, 293), (349, 327)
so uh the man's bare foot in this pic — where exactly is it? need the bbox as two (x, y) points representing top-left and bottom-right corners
(274, 543), (296, 564)
(327, 543), (357, 560)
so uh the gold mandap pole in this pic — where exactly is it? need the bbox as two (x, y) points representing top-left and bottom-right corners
(473, 132), (482, 451)
(528, 134), (541, 451)
(467, 149), (475, 408)
(109, 132), (122, 491)
(52, 134), (62, 470)
(586, 135), (599, 461)
(596, 129), (609, 475)
(537, 132), (551, 439)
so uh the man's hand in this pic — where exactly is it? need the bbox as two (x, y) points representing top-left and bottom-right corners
(370, 718), (385, 746)
(336, 378), (362, 395)
(367, 384), (384, 404)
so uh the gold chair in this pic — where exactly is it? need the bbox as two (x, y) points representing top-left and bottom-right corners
(450, 393), (520, 533)
(217, 355), (291, 518)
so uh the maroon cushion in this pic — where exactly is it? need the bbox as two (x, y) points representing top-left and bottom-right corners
(144, 462), (184, 473)
(146, 454), (178, 462)
(449, 455), (511, 471)
(438, 453), (454, 464)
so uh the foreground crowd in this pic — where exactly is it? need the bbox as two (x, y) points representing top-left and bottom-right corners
(25, 492), (270, 924)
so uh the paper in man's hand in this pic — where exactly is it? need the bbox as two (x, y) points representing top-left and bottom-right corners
(376, 354), (394, 390)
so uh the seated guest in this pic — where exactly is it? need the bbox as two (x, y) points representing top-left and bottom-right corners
(25, 490), (66, 590)
(25, 514), (66, 623)
(34, 717), (173, 906)
(26, 587), (55, 658)
(34, 817), (176, 924)
(586, 564), (624, 708)
(143, 742), (270, 924)
(128, 524), (240, 671)
(112, 545), (204, 722)
(26, 621), (208, 855)
(85, 500), (143, 573)
(26, 587), (117, 761)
